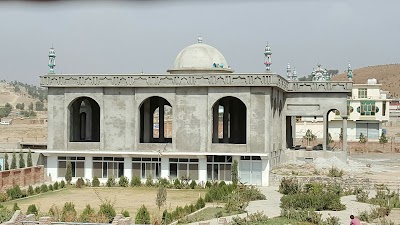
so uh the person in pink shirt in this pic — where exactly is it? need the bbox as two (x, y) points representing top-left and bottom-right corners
(350, 215), (361, 225)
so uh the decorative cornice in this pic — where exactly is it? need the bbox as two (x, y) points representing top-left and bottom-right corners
(40, 74), (352, 93)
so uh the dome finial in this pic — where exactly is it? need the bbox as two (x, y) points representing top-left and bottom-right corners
(48, 45), (56, 74)
(197, 35), (203, 43)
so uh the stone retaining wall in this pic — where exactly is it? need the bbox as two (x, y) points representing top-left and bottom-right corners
(0, 166), (44, 191)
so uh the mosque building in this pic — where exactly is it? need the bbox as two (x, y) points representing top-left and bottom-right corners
(39, 37), (352, 186)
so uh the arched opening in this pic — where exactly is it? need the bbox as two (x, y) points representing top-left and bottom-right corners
(69, 97), (100, 142)
(212, 96), (246, 144)
(140, 96), (172, 143)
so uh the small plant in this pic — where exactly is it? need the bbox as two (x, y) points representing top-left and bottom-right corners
(65, 161), (73, 185)
(41, 184), (48, 193)
(76, 177), (85, 188)
(328, 166), (344, 177)
(121, 209), (130, 217)
(79, 204), (95, 223)
(328, 132), (334, 145)
(131, 176), (141, 187)
(173, 178), (181, 189)
(19, 150), (25, 168)
(4, 153), (9, 170)
(61, 202), (77, 222)
(53, 181), (59, 190)
(92, 177), (100, 187)
(356, 190), (369, 203)
(6, 185), (22, 200)
(98, 199), (116, 223)
(304, 129), (316, 147)
(135, 205), (150, 224)
(156, 187), (167, 210)
(145, 175), (154, 187)
(34, 186), (41, 194)
(48, 184), (54, 191)
(232, 160), (239, 188)
(13, 203), (20, 211)
(27, 204), (38, 216)
(118, 176), (129, 187)
(27, 185), (34, 195)
(279, 177), (300, 195)
(27, 149), (33, 167)
(157, 178), (170, 187)
(60, 180), (66, 188)
(359, 132), (367, 144)
(106, 176), (116, 187)
(10, 151), (17, 170)
(189, 180), (197, 189)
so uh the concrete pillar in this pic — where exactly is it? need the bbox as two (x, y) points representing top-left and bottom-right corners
(212, 101), (219, 143)
(291, 116), (297, 146)
(198, 157), (207, 184)
(72, 102), (80, 141)
(160, 157), (169, 179)
(323, 114), (328, 151)
(84, 156), (93, 180)
(159, 100), (165, 142)
(143, 100), (151, 143)
(261, 157), (270, 186)
(342, 116), (348, 153)
(124, 157), (132, 179)
(223, 99), (230, 143)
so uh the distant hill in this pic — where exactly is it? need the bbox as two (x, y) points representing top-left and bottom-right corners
(332, 64), (400, 98)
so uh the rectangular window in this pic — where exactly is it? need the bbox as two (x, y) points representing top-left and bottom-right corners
(360, 100), (376, 116)
(57, 156), (85, 178)
(131, 157), (161, 179)
(358, 88), (367, 98)
(92, 157), (125, 178)
(207, 155), (232, 181)
(383, 101), (386, 116)
(169, 158), (199, 180)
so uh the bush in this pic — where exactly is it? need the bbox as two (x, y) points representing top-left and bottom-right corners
(65, 161), (72, 185)
(205, 180), (212, 188)
(48, 184), (54, 191)
(135, 205), (150, 224)
(280, 192), (346, 211)
(76, 177), (85, 188)
(27, 204), (38, 216)
(34, 186), (41, 194)
(27, 185), (34, 196)
(279, 177), (300, 195)
(130, 176), (141, 187)
(53, 181), (59, 190)
(0, 205), (13, 223)
(19, 150), (25, 169)
(162, 209), (172, 224)
(6, 185), (22, 200)
(60, 180), (66, 188)
(41, 184), (48, 193)
(49, 204), (62, 221)
(99, 199), (116, 223)
(79, 204), (95, 223)
(92, 177), (100, 187)
(106, 176), (116, 187)
(189, 180), (197, 189)
(62, 202), (77, 222)
(118, 176), (129, 187)
(145, 175), (154, 187)
(121, 209), (130, 217)
(328, 167), (344, 177)
(356, 190), (369, 203)
(157, 178), (170, 188)
(231, 212), (269, 225)
(13, 203), (20, 211)
(195, 197), (206, 210)
(281, 208), (323, 224)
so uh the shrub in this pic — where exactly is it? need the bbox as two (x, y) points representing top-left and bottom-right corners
(205, 180), (212, 188)
(232, 160), (239, 188)
(79, 204), (95, 223)
(41, 184), (48, 193)
(157, 178), (170, 187)
(76, 177), (85, 188)
(173, 178), (181, 189)
(49, 204), (62, 222)
(48, 184), (54, 191)
(145, 175), (154, 187)
(98, 199), (116, 223)
(0, 205), (13, 223)
(13, 203), (20, 211)
(118, 176), (129, 187)
(325, 215), (340, 225)
(60, 180), (66, 188)
(6, 185), (22, 200)
(121, 209), (130, 217)
(130, 176), (141, 187)
(156, 187), (167, 210)
(34, 186), (41, 194)
(195, 197), (205, 210)
(27, 149), (33, 167)
(328, 167), (344, 177)
(106, 176), (116, 187)
(281, 208), (323, 224)
(92, 177), (100, 187)
(4, 153), (9, 170)
(162, 209), (172, 224)
(53, 181), (59, 190)
(135, 205), (150, 224)
(19, 150), (25, 169)
(27, 185), (34, 196)
(62, 202), (77, 222)
(280, 192), (346, 211)
(279, 177), (300, 195)
(231, 212), (269, 225)
(65, 161), (72, 185)
(189, 180), (197, 189)
(356, 190), (369, 203)
(27, 204), (38, 216)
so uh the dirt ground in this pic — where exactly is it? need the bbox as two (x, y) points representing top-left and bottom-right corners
(2, 187), (207, 219)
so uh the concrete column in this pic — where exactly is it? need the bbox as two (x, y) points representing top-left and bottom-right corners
(72, 102), (80, 141)
(342, 116), (348, 153)
(223, 100), (230, 143)
(124, 157), (132, 179)
(143, 100), (151, 143)
(160, 157), (169, 179)
(291, 116), (297, 146)
(159, 100), (165, 142)
(323, 114), (328, 151)
(198, 157), (207, 184)
(212, 101), (219, 143)
(261, 157), (270, 186)
(84, 156), (93, 180)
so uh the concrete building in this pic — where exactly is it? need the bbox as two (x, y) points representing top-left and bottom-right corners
(38, 37), (352, 186)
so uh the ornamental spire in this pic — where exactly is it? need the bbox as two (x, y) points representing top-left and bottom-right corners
(347, 61), (353, 81)
(286, 63), (292, 80)
(264, 42), (272, 72)
(48, 46), (56, 74)
(197, 35), (203, 43)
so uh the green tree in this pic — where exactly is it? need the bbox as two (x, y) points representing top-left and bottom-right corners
(35, 101), (45, 111)
(359, 133), (367, 144)
(156, 187), (167, 211)
(135, 205), (150, 224)
(379, 132), (388, 144)
(232, 160), (239, 188)
(19, 150), (25, 168)
(27, 149), (33, 167)
(65, 161), (72, 184)
(4, 153), (9, 170)
(328, 132), (334, 145)
(339, 128), (343, 142)
(28, 102), (33, 111)
(10, 152), (17, 169)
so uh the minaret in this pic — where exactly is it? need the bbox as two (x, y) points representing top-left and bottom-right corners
(197, 35), (203, 44)
(48, 46), (56, 74)
(286, 63), (292, 80)
(292, 67), (298, 81)
(347, 61), (353, 81)
(264, 43), (272, 72)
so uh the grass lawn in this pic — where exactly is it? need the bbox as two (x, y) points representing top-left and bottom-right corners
(177, 206), (241, 224)
(262, 217), (314, 225)
(2, 187), (207, 220)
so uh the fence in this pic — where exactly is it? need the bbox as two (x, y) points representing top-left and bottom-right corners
(0, 166), (44, 191)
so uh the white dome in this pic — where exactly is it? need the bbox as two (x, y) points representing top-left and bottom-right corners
(168, 41), (233, 74)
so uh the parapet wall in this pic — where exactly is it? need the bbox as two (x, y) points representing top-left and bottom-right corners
(0, 166), (44, 191)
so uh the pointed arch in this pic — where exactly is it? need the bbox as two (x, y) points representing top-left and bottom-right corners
(69, 97), (100, 142)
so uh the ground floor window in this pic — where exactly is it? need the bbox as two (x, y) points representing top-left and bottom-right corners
(132, 157), (160, 179)
(169, 158), (198, 180)
(207, 155), (232, 181)
(57, 156), (85, 178)
(92, 157), (124, 178)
